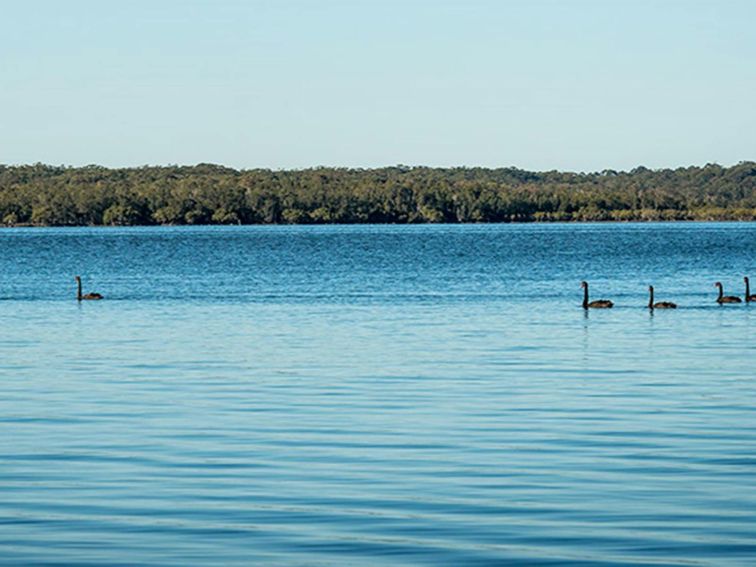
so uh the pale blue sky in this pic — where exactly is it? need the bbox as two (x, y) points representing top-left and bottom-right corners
(1, 0), (754, 171)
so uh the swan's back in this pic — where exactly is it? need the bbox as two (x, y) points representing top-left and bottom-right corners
(81, 292), (103, 300)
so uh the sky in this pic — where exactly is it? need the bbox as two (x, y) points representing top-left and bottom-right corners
(1, 0), (754, 172)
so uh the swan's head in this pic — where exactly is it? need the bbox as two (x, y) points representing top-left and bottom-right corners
(649, 285), (654, 292)
(745, 277), (750, 284)
(580, 281), (587, 288)
(74, 275), (81, 282)
(714, 282), (722, 288)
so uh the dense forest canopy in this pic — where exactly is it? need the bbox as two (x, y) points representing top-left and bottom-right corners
(1, 162), (755, 226)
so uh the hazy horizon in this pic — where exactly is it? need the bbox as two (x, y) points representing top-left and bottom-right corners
(3, 159), (754, 175)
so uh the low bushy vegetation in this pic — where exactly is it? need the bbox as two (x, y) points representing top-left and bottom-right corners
(1, 162), (755, 226)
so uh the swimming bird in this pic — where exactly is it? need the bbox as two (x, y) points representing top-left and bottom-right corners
(745, 277), (756, 303)
(715, 282), (741, 304)
(648, 285), (677, 309)
(581, 281), (613, 309)
(75, 276), (103, 301)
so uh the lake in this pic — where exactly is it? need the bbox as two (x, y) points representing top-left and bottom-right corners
(1, 222), (755, 565)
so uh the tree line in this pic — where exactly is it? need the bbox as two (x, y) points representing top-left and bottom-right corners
(1, 162), (755, 226)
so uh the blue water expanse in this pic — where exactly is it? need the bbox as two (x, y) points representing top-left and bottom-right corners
(0, 222), (755, 566)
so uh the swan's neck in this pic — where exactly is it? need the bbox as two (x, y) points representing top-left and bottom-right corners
(582, 286), (588, 309)
(648, 288), (654, 309)
(717, 285), (723, 301)
(747, 279), (751, 301)
(76, 279), (82, 301)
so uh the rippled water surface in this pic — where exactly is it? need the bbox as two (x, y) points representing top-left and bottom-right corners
(1, 223), (755, 565)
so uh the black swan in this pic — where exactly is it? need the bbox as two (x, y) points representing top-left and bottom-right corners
(581, 281), (613, 309)
(648, 286), (676, 309)
(745, 277), (756, 303)
(715, 282), (741, 304)
(75, 276), (103, 301)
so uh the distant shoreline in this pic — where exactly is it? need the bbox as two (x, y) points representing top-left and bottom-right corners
(3, 219), (755, 230)
(2, 162), (755, 227)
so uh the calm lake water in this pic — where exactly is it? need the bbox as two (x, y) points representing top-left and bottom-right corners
(1, 223), (755, 566)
